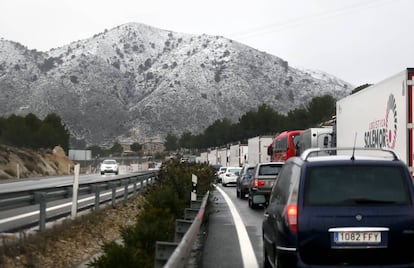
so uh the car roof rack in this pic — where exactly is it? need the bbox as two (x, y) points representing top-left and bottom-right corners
(301, 147), (400, 162)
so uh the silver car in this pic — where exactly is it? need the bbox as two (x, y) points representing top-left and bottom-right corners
(248, 162), (284, 208)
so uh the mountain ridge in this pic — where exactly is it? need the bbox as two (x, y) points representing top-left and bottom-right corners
(0, 22), (352, 146)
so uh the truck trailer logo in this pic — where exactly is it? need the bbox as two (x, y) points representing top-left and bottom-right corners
(364, 94), (397, 149)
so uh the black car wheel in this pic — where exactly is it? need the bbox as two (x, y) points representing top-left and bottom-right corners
(240, 189), (246, 199)
(274, 251), (292, 268)
(263, 244), (273, 268)
(248, 195), (257, 209)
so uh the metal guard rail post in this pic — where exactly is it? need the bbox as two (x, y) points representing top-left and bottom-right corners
(0, 171), (159, 232)
(161, 191), (209, 268)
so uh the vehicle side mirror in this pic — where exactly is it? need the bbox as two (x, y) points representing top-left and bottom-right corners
(267, 146), (273, 156)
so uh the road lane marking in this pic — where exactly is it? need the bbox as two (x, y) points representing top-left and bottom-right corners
(215, 186), (259, 268)
(0, 186), (136, 225)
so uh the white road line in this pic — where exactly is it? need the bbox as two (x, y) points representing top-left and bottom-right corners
(215, 186), (259, 268)
(0, 187), (131, 225)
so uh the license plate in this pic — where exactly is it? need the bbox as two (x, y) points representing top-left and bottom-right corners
(334, 231), (381, 243)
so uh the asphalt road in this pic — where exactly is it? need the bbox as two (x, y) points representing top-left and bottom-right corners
(0, 168), (149, 233)
(203, 184), (265, 268)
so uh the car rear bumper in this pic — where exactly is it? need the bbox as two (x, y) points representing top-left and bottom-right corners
(296, 261), (414, 268)
(274, 246), (414, 268)
(222, 178), (237, 184)
(250, 188), (271, 199)
(275, 246), (298, 267)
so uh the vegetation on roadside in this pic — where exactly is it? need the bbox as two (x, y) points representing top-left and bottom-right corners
(0, 198), (141, 268)
(0, 144), (72, 180)
(88, 159), (215, 268)
(0, 159), (214, 267)
(0, 113), (70, 152)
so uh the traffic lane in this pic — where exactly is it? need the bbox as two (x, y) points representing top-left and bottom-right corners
(0, 181), (146, 232)
(0, 174), (98, 193)
(0, 168), (146, 193)
(203, 184), (263, 268)
(220, 184), (265, 267)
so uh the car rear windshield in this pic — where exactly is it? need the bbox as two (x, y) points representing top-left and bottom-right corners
(304, 165), (411, 206)
(259, 164), (282, 176)
(103, 160), (117, 164)
(228, 168), (241, 174)
(247, 167), (255, 175)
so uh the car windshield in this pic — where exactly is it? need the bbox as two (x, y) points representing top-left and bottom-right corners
(259, 164), (281, 176)
(304, 165), (410, 206)
(103, 160), (117, 164)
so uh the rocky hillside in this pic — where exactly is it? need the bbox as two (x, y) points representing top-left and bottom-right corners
(0, 23), (353, 146)
(0, 145), (73, 180)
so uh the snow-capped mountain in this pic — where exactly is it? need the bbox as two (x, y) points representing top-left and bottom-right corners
(0, 22), (353, 146)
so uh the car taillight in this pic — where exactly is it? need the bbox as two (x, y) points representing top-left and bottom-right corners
(254, 180), (265, 187)
(226, 173), (230, 177)
(287, 204), (298, 234)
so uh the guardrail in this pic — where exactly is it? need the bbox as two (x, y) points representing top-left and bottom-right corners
(0, 171), (158, 232)
(155, 191), (210, 268)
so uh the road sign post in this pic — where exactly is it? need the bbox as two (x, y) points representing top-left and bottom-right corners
(191, 174), (197, 201)
(71, 164), (80, 219)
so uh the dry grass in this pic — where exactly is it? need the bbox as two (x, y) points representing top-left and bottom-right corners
(0, 145), (73, 180)
(0, 195), (144, 268)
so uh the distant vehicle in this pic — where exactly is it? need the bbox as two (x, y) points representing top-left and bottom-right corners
(228, 143), (248, 167)
(216, 166), (227, 183)
(148, 161), (162, 170)
(100, 159), (119, 175)
(296, 127), (333, 155)
(248, 136), (273, 165)
(263, 147), (414, 267)
(248, 162), (284, 209)
(210, 164), (222, 174)
(236, 164), (255, 199)
(269, 130), (302, 162)
(221, 167), (242, 186)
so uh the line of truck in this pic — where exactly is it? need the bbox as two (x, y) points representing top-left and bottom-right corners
(198, 68), (414, 171)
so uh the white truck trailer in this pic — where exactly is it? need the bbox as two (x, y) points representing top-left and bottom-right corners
(336, 68), (414, 171)
(218, 147), (228, 167)
(297, 127), (333, 155)
(199, 152), (208, 164)
(207, 148), (218, 165)
(228, 143), (248, 167)
(248, 136), (273, 165)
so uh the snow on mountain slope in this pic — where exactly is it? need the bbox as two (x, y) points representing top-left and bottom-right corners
(0, 23), (352, 146)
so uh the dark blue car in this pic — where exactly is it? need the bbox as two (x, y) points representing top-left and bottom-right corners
(262, 148), (414, 268)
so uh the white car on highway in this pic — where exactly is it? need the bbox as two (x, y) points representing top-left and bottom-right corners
(100, 159), (119, 175)
(221, 167), (242, 186)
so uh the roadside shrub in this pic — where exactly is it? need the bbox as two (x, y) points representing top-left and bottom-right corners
(88, 159), (214, 268)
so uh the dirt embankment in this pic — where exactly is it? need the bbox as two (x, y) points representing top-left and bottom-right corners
(0, 145), (73, 180)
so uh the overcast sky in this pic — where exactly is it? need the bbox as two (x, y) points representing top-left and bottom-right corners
(1, 0), (413, 86)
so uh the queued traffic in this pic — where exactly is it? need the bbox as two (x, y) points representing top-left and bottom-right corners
(205, 69), (414, 267)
